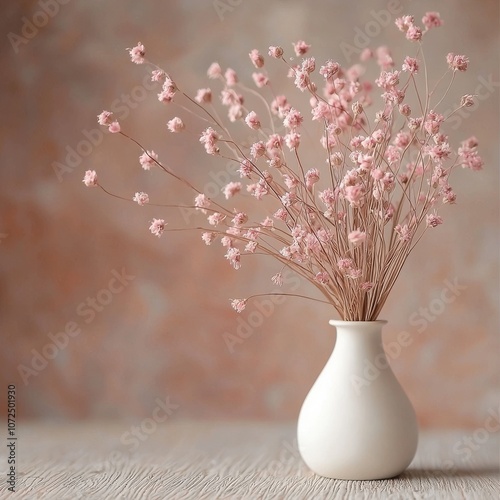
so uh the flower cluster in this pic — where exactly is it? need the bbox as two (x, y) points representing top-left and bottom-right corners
(88, 12), (483, 320)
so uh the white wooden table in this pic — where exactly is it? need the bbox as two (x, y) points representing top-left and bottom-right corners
(1, 421), (498, 499)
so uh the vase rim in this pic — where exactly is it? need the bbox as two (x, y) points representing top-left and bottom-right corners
(329, 319), (388, 326)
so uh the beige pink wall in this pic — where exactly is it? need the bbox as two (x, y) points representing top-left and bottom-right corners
(1, 0), (498, 428)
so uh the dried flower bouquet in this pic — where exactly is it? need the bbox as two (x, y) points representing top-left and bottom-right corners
(86, 11), (483, 320)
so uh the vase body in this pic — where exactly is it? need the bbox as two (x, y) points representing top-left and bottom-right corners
(297, 320), (418, 480)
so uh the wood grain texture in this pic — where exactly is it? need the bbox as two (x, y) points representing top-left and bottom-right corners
(0, 421), (498, 499)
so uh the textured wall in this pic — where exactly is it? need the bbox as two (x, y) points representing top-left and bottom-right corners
(1, 0), (498, 428)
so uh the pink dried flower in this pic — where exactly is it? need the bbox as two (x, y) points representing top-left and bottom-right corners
(252, 72), (269, 88)
(221, 88), (243, 106)
(462, 136), (479, 149)
(245, 241), (257, 253)
(249, 49), (264, 68)
(271, 273), (283, 286)
(199, 127), (220, 155)
(108, 121), (121, 133)
(285, 132), (301, 151)
(460, 95), (475, 107)
(207, 62), (222, 79)
(158, 87), (175, 104)
(133, 192), (149, 206)
(394, 224), (413, 242)
(223, 182), (242, 199)
(245, 111), (261, 130)
(82, 170), (98, 187)
(426, 213), (443, 228)
(266, 134), (284, 153)
(376, 46), (394, 69)
(225, 247), (241, 269)
(399, 104), (411, 116)
(385, 145), (401, 164)
(230, 298), (247, 313)
(224, 68), (238, 86)
(360, 48), (373, 62)
(294, 70), (310, 91)
(221, 236), (233, 248)
(97, 110), (112, 126)
(243, 228), (260, 241)
(167, 117), (185, 133)
(395, 15), (415, 32)
(337, 258), (354, 271)
(319, 60), (340, 80)
(305, 168), (320, 190)
(208, 213), (226, 226)
(442, 188), (457, 204)
(360, 282), (374, 291)
(346, 268), (363, 280)
(352, 101), (363, 116)
(375, 70), (400, 90)
(194, 193), (211, 213)
(271, 95), (290, 117)
(406, 25), (422, 41)
(447, 53), (469, 72)
(301, 57), (316, 74)
(238, 159), (253, 178)
(348, 229), (366, 246)
(344, 185), (366, 207)
(273, 208), (288, 221)
(139, 150), (158, 170)
(280, 192), (296, 207)
(250, 141), (266, 158)
(458, 145), (484, 171)
(393, 131), (411, 148)
(226, 226), (241, 237)
(330, 151), (344, 166)
(268, 46), (283, 58)
(422, 12), (443, 29)
(315, 272), (330, 284)
(231, 212), (248, 227)
(195, 88), (212, 104)
(149, 218), (166, 237)
(202, 232), (216, 245)
(318, 188), (336, 209)
(293, 40), (311, 56)
(283, 107), (304, 130)
(260, 217), (274, 229)
(408, 117), (422, 131)
(425, 141), (451, 163)
(151, 69), (166, 82)
(402, 56), (419, 73)
(283, 174), (299, 191)
(128, 42), (145, 64)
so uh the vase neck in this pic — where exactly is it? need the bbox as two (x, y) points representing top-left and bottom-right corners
(330, 321), (386, 356)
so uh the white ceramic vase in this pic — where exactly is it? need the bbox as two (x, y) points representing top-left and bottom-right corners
(297, 320), (418, 480)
